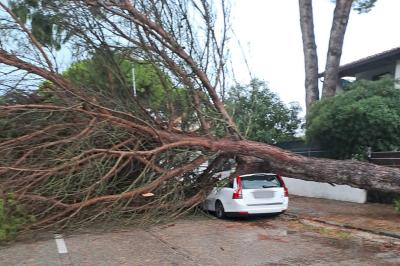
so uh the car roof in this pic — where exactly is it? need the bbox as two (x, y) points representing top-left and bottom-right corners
(239, 173), (277, 177)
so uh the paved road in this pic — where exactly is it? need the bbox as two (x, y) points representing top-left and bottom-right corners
(1, 215), (400, 266)
(289, 196), (400, 235)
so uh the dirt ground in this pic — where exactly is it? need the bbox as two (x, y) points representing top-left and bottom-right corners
(1, 196), (400, 266)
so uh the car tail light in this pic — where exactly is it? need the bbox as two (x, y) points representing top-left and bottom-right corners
(277, 175), (289, 197)
(232, 175), (243, 199)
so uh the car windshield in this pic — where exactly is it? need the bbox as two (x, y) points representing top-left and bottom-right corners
(241, 175), (280, 189)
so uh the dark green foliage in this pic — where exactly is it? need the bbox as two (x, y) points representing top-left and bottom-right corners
(330, 0), (377, 14)
(226, 79), (302, 144)
(395, 197), (400, 213)
(353, 0), (377, 13)
(0, 89), (48, 139)
(0, 193), (35, 242)
(9, 0), (69, 49)
(306, 78), (400, 159)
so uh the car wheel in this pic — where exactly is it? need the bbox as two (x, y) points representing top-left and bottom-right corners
(270, 211), (284, 217)
(215, 201), (226, 219)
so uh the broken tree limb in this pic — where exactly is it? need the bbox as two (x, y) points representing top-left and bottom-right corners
(2, 104), (400, 193)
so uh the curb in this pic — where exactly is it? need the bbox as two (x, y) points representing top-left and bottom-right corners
(285, 213), (400, 240)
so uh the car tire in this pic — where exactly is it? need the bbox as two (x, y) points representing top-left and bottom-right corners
(215, 200), (226, 219)
(270, 211), (284, 217)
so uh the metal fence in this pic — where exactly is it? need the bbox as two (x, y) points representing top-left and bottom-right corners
(368, 148), (400, 168)
(276, 141), (331, 158)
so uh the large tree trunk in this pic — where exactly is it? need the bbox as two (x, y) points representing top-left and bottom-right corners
(322, 0), (354, 98)
(158, 133), (400, 193)
(4, 102), (400, 194)
(299, 0), (319, 113)
(1, 0), (396, 196)
(3, 103), (400, 193)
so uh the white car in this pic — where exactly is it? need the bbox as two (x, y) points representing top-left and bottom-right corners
(204, 173), (289, 218)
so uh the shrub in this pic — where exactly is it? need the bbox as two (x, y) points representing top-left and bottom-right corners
(306, 78), (400, 159)
(0, 194), (35, 242)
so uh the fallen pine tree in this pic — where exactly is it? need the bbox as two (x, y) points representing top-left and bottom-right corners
(0, 0), (399, 236)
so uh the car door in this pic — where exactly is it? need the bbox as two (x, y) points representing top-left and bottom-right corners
(205, 178), (234, 211)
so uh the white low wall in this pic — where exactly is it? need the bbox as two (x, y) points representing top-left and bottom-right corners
(283, 177), (367, 203)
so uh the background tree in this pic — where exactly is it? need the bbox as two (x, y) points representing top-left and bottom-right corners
(8, 0), (72, 49)
(299, 0), (319, 113)
(307, 77), (400, 159)
(299, 0), (378, 112)
(61, 52), (194, 130)
(227, 79), (301, 144)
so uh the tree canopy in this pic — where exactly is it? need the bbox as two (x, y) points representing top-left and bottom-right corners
(61, 52), (196, 130)
(62, 52), (179, 108)
(306, 78), (400, 159)
(226, 80), (301, 144)
(352, 0), (377, 13)
(8, 0), (71, 49)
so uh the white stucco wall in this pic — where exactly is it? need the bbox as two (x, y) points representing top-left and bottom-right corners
(283, 177), (367, 203)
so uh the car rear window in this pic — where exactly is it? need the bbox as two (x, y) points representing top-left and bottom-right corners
(241, 175), (281, 189)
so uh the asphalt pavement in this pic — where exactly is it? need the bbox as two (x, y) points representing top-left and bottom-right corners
(1, 196), (400, 266)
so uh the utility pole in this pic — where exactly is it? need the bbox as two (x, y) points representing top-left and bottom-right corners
(132, 66), (136, 97)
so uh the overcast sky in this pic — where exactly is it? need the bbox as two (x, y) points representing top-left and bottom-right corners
(229, 0), (400, 112)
